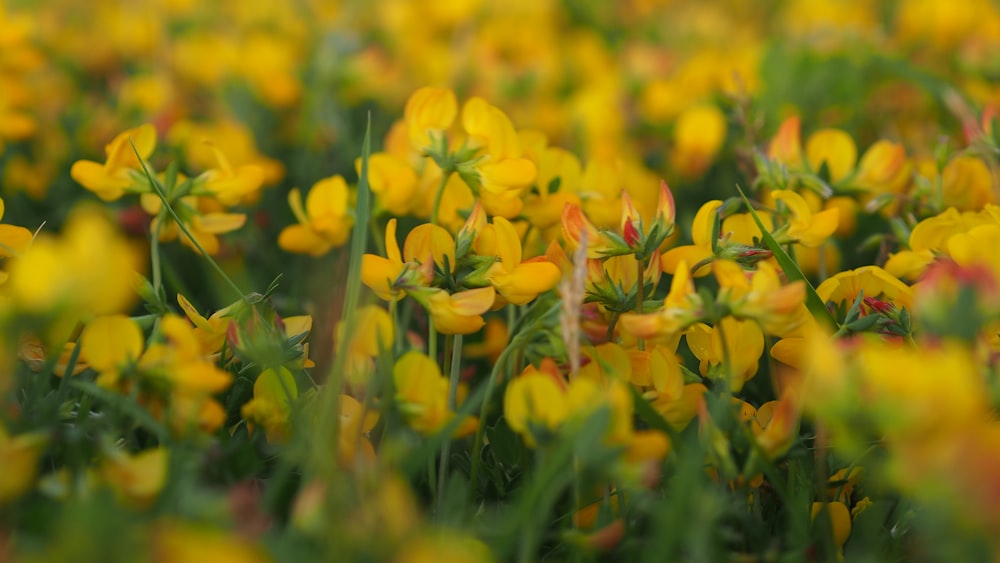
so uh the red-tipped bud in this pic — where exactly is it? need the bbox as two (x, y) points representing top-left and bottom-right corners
(657, 180), (676, 227)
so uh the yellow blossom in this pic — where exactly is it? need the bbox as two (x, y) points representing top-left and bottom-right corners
(661, 200), (722, 277)
(771, 189), (839, 247)
(479, 216), (561, 305)
(279, 175), (353, 256)
(0, 425), (47, 506)
(393, 351), (476, 437)
(685, 317), (764, 392)
(404, 86), (458, 150)
(100, 447), (168, 509)
(0, 196), (33, 261)
(242, 366), (298, 443)
(70, 123), (156, 201)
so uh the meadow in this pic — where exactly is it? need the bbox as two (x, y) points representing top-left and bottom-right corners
(2, 1), (1000, 561)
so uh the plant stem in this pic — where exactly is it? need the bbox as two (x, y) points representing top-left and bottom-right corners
(468, 345), (513, 495)
(636, 257), (646, 350)
(129, 138), (247, 303)
(436, 333), (463, 513)
(151, 208), (166, 296)
(430, 169), (453, 226)
(716, 318), (734, 391)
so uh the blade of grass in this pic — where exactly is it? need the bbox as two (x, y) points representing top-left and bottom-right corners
(70, 380), (169, 442)
(736, 185), (837, 329)
(128, 138), (247, 304)
(310, 113), (373, 476)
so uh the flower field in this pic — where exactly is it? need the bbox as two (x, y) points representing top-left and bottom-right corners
(4, 0), (1000, 561)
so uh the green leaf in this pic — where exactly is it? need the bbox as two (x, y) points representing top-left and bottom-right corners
(70, 380), (168, 442)
(736, 185), (838, 330)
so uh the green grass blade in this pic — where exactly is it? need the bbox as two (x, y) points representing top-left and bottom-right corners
(736, 185), (837, 329)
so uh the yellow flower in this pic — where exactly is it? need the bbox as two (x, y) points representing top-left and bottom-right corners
(177, 293), (234, 356)
(70, 124), (156, 201)
(242, 366), (298, 443)
(752, 391), (799, 459)
(504, 369), (569, 447)
(461, 97), (537, 217)
(685, 317), (764, 392)
(671, 103), (727, 178)
(771, 189), (839, 247)
(279, 175), (353, 256)
(142, 194), (247, 256)
(393, 351), (476, 437)
(153, 520), (272, 563)
(941, 155), (994, 211)
(805, 128), (857, 183)
(767, 116), (803, 167)
(338, 394), (379, 465)
(6, 207), (140, 317)
(816, 266), (912, 313)
(662, 200), (722, 277)
(100, 447), (168, 509)
(365, 153), (419, 216)
(136, 315), (233, 434)
(811, 501), (852, 552)
(361, 219), (450, 301)
(505, 363), (636, 449)
(853, 140), (911, 201)
(0, 196), (32, 261)
(620, 259), (704, 340)
(195, 141), (265, 206)
(395, 531), (495, 563)
(479, 216), (561, 305)
(79, 314), (144, 378)
(416, 286), (496, 335)
(716, 260), (806, 335)
(883, 207), (985, 281)
(404, 86), (458, 150)
(0, 425), (47, 506)
(362, 218), (408, 301)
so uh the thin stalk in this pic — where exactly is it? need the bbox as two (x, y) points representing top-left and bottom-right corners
(468, 345), (513, 495)
(716, 319), (733, 391)
(437, 333), (463, 513)
(151, 208), (166, 295)
(320, 115), (373, 475)
(429, 319), (437, 364)
(636, 257), (646, 350)
(129, 139), (246, 303)
(430, 169), (453, 226)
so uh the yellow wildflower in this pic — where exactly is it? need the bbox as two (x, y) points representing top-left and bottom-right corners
(279, 175), (353, 256)
(70, 123), (156, 201)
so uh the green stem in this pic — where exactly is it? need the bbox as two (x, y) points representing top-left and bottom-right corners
(468, 345), (513, 495)
(389, 298), (403, 356)
(430, 169), (453, 226)
(606, 311), (620, 343)
(151, 208), (166, 295)
(690, 256), (714, 277)
(436, 334), (463, 513)
(319, 116), (373, 475)
(429, 319), (437, 364)
(716, 318), (734, 392)
(129, 139), (246, 303)
(446, 335), (463, 410)
(636, 257), (646, 350)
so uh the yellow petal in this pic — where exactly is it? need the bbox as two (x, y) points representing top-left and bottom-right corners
(404, 223), (456, 273)
(0, 224), (33, 258)
(306, 175), (349, 219)
(191, 213), (246, 234)
(805, 129), (857, 183)
(80, 315), (144, 372)
(279, 224), (332, 256)
(661, 245), (713, 277)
